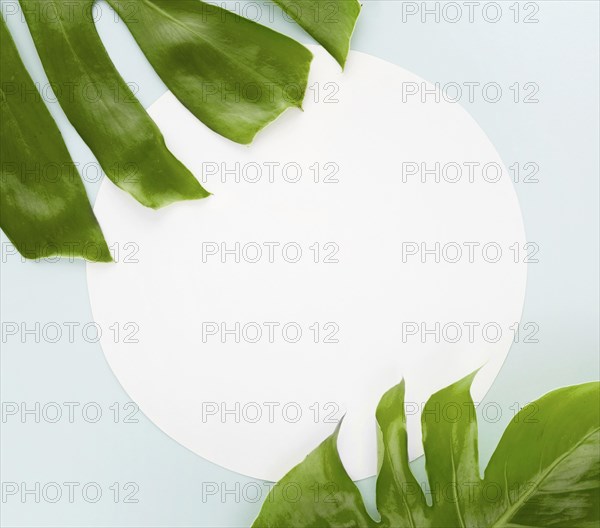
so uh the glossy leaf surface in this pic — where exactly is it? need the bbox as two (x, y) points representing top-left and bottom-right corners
(252, 376), (600, 527)
(421, 372), (482, 527)
(0, 18), (111, 262)
(273, 0), (361, 67)
(107, 0), (313, 145)
(376, 380), (428, 528)
(483, 382), (600, 527)
(253, 423), (376, 528)
(21, 0), (209, 209)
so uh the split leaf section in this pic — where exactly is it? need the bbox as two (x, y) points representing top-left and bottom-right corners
(0, 18), (111, 262)
(253, 375), (600, 527)
(106, 0), (313, 144)
(21, 0), (209, 209)
(273, 0), (361, 68)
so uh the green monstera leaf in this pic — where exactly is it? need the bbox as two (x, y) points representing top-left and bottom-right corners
(482, 384), (600, 527)
(0, 18), (111, 262)
(253, 375), (600, 527)
(254, 421), (376, 528)
(20, 0), (210, 210)
(273, 0), (361, 68)
(2, 0), (359, 261)
(107, 0), (313, 145)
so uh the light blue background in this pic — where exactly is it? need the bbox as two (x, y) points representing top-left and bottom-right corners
(1, 1), (598, 526)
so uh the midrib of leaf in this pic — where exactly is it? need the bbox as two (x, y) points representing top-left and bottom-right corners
(489, 426), (600, 527)
(502, 462), (513, 507)
(137, 0), (290, 91)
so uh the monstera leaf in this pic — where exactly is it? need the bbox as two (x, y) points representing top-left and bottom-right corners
(273, 0), (361, 68)
(1, 0), (359, 261)
(0, 18), (111, 262)
(107, 0), (313, 144)
(20, 0), (209, 210)
(252, 375), (600, 527)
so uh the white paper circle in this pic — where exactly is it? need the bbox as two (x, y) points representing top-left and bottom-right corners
(87, 47), (526, 481)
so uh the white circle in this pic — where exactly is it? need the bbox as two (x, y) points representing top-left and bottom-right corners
(87, 47), (526, 481)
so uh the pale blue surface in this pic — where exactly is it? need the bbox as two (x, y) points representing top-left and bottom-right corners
(1, 1), (598, 526)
